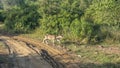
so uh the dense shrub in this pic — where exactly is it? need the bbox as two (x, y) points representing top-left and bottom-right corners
(4, 5), (40, 33)
(83, 0), (120, 43)
(2, 0), (120, 44)
(38, 0), (95, 43)
(0, 11), (5, 22)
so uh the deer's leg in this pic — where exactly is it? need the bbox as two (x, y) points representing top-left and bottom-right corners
(43, 38), (46, 43)
(43, 38), (49, 44)
(53, 39), (55, 46)
(45, 39), (49, 44)
(43, 39), (45, 43)
(56, 39), (61, 44)
(58, 40), (61, 44)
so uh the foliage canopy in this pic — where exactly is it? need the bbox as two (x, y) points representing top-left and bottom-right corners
(0, 0), (120, 43)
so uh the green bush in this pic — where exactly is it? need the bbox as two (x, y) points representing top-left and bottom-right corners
(2, 0), (120, 44)
(4, 5), (40, 33)
(0, 10), (5, 22)
(83, 0), (120, 43)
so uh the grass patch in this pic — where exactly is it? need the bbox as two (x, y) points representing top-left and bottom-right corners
(21, 28), (46, 41)
(66, 44), (120, 67)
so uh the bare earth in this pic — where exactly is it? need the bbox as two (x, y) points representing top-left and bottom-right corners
(0, 36), (80, 68)
(0, 36), (53, 68)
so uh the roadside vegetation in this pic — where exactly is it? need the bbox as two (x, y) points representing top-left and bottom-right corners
(0, 0), (120, 67)
(0, 0), (120, 44)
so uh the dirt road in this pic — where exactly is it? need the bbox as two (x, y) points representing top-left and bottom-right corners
(0, 36), (58, 68)
(0, 36), (80, 68)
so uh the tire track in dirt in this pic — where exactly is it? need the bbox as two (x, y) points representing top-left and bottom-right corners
(13, 36), (80, 68)
(19, 41), (63, 68)
(0, 37), (20, 68)
(0, 39), (12, 68)
(0, 36), (53, 68)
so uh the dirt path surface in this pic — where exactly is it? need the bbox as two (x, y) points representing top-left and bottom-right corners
(0, 36), (80, 68)
(0, 40), (9, 68)
(0, 36), (55, 68)
(0, 36), (79, 68)
(13, 36), (80, 68)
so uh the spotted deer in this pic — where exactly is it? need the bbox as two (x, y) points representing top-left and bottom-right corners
(43, 34), (63, 45)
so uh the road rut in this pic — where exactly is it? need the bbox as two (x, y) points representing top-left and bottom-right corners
(0, 36), (53, 68)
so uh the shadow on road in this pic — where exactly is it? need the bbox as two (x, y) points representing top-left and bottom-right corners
(0, 53), (120, 68)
